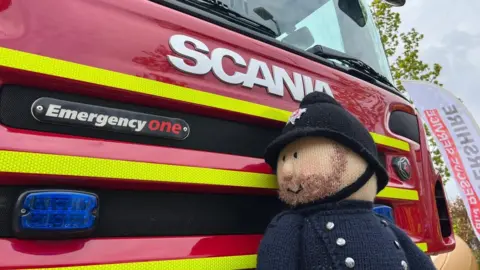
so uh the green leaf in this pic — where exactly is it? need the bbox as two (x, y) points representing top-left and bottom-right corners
(371, 0), (448, 184)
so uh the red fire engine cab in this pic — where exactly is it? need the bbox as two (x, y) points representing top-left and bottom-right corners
(0, 0), (455, 268)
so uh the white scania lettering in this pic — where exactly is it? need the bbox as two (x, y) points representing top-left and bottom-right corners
(167, 34), (211, 75)
(211, 47), (246, 84)
(167, 34), (334, 102)
(272, 65), (304, 100)
(313, 79), (334, 97)
(242, 58), (275, 90)
(44, 104), (147, 132)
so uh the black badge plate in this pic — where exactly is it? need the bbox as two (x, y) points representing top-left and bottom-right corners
(31, 97), (190, 140)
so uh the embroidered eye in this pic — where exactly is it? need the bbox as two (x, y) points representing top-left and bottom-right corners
(293, 152), (298, 158)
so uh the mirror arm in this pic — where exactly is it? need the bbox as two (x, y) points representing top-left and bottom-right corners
(271, 19), (281, 35)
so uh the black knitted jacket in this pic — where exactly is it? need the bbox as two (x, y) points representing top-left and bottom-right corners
(256, 200), (436, 270)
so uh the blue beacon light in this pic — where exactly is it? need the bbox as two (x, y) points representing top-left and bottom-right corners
(14, 190), (98, 238)
(373, 204), (395, 224)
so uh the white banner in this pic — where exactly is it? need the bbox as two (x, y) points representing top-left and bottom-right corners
(402, 80), (480, 239)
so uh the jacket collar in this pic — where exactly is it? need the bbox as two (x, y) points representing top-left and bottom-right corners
(292, 200), (374, 216)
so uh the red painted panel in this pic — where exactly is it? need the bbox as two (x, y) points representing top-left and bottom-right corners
(0, 235), (262, 269)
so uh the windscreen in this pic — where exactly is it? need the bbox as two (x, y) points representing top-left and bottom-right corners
(223, 0), (394, 83)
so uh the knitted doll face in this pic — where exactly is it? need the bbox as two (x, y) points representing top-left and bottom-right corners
(276, 136), (371, 206)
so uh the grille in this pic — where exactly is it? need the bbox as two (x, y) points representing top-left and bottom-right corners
(0, 186), (284, 238)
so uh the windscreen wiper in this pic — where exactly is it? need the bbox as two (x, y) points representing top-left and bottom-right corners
(307, 45), (396, 89)
(168, 0), (278, 38)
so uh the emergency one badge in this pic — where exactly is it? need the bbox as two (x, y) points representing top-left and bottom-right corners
(288, 108), (307, 125)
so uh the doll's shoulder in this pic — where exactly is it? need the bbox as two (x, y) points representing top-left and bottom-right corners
(375, 215), (410, 239)
(267, 210), (305, 230)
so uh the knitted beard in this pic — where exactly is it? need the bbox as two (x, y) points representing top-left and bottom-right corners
(276, 136), (375, 206)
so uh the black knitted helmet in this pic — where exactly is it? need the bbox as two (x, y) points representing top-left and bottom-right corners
(264, 91), (389, 193)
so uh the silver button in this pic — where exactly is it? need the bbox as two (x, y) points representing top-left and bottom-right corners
(401, 260), (408, 270)
(336, 238), (346, 246)
(394, 240), (401, 249)
(326, 222), (335, 230)
(381, 219), (388, 226)
(345, 257), (355, 268)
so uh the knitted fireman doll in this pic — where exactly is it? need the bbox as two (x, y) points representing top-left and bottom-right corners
(256, 91), (436, 270)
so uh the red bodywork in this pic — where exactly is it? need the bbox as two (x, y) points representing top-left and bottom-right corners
(0, 0), (454, 268)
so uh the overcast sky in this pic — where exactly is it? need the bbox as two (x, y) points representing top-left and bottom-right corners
(390, 0), (480, 200)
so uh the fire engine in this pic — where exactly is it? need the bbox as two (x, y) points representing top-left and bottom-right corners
(0, 0), (456, 268)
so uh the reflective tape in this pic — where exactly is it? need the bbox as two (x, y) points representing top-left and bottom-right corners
(416, 242), (428, 252)
(27, 243), (428, 269)
(0, 150), (419, 200)
(377, 186), (419, 201)
(28, 254), (257, 270)
(0, 150), (277, 189)
(370, 132), (410, 152)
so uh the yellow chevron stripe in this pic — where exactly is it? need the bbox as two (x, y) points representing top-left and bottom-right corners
(28, 254), (256, 270)
(0, 47), (410, 151)
(377, 186), (419, 201)
(28, 243), (428, 269)
(0, 150), (277, 189)
(370, 132), (410, 152)
(0, 150), (418, 200)
(416, 242), (428, 252)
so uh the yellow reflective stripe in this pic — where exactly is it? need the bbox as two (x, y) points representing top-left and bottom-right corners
(0, 151), (277, 189)
(416, 242), (428, 252)
(377, 187), (419, 201)
(27, 244), (429, 270)
(370, 132), (410, 152)
(0, 47), (290, 122)
(28, 255), (256, 270)
(0, 47), (410, 151)
(0, 150), (418, 200)
(28, 244), (429, 269)
(27, 245), (430, 269)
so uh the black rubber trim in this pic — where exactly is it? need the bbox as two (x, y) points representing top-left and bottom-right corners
(0, 186), (285, 238)
(435, 182), (452, 238)
(150, 0), (407, 101)
(0, 85), (280, 158)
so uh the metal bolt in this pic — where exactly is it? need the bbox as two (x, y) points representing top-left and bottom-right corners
(20, 209), (27, 214)
(336, 238), (346, 246)
(36, 105), (44, 112)
(183, 127), (188, 132)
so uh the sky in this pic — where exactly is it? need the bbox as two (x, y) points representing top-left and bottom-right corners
(390, 0), (480, 200)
